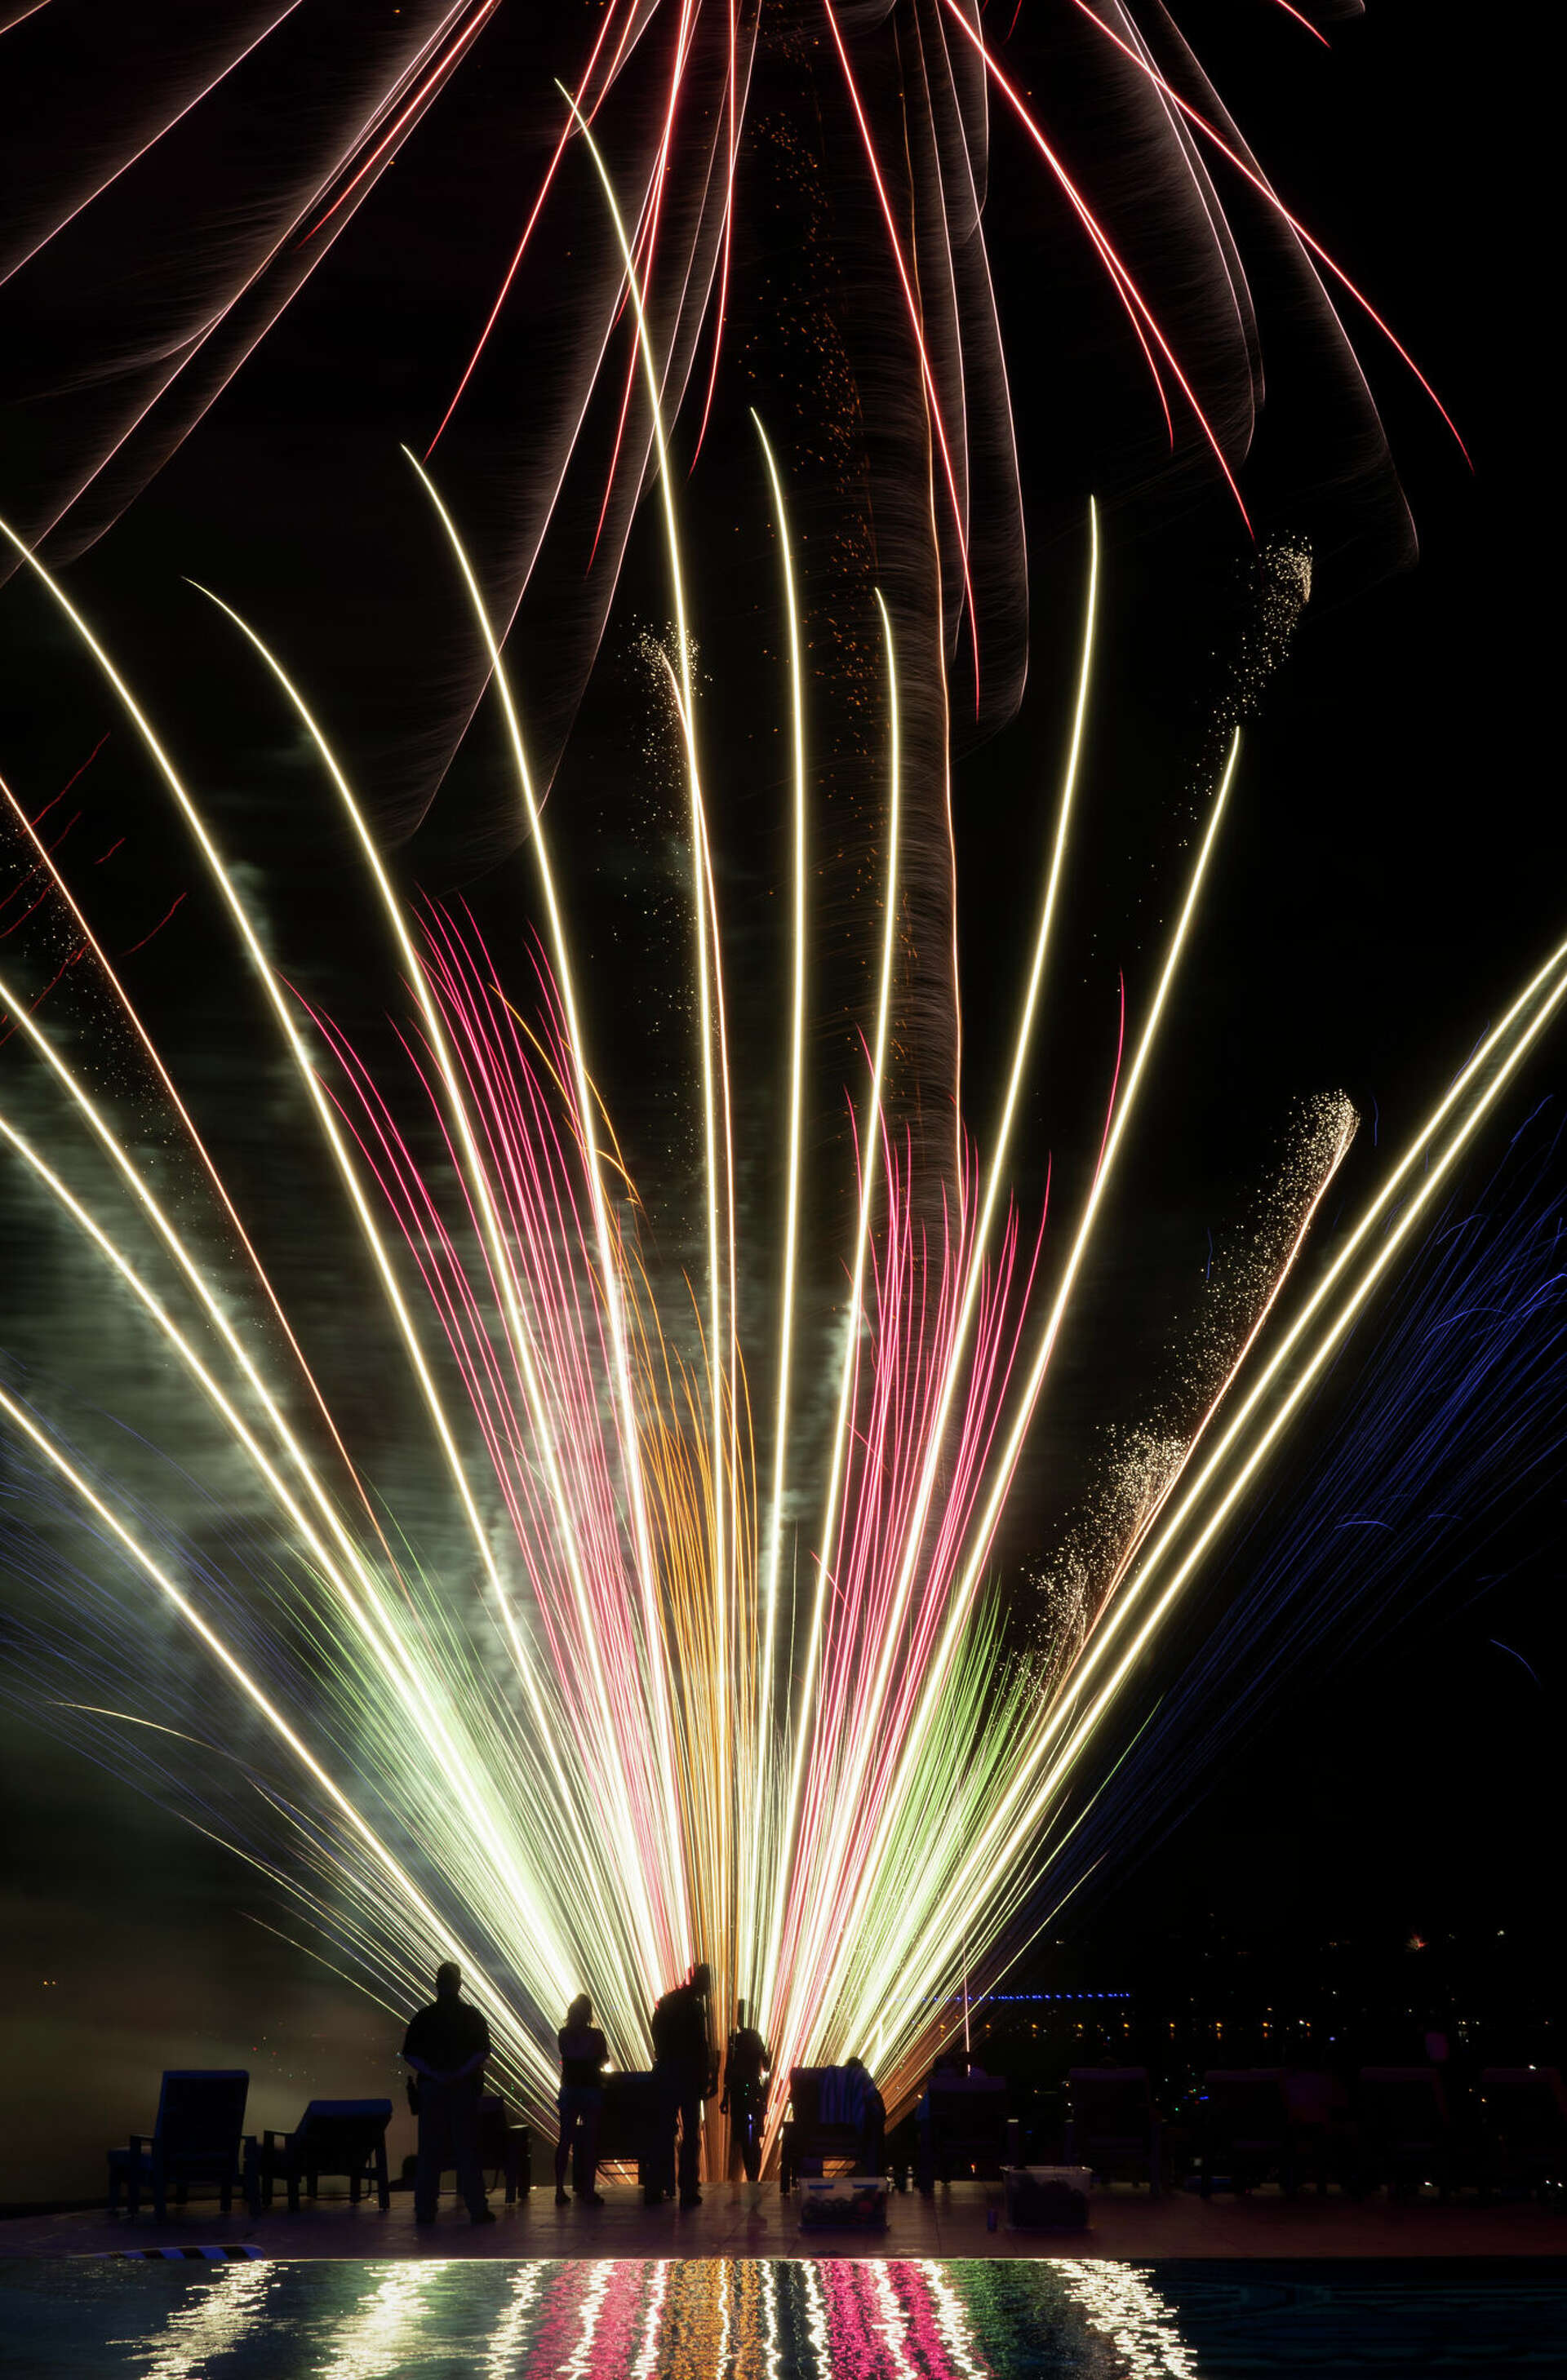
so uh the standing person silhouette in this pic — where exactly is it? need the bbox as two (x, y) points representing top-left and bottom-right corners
(555, 1992), (608, 2205)
(403, 1961), (495, 2227)
(721, 1999), (771, 2182)
(650, 1961), (716, 2207)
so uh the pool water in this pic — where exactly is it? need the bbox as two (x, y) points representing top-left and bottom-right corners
(2, 2256), (1563, 2377)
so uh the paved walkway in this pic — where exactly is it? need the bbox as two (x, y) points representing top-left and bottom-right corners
(4, 2180), (1564, 2260)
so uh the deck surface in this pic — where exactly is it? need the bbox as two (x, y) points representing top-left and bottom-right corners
(3, 2178), (1564, 2260)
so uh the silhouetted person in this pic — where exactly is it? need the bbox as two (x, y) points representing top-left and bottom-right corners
(721, 1998), (771, 2182)
(821, 2054), (886, 2176)
(403, 1960), (495, 2226)
(650, 1961), (716, 2207)
(913, 2045), (968, 2172)
(555, 1992), (608, 2205)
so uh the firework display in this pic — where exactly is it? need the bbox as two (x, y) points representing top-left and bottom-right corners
(0, 6), (1546, 2212)
(1, 366), (1559, 2159)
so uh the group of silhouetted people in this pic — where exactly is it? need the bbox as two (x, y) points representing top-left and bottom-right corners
(634, 1962), (774, 2206)
(402, 1957), (775, 2218)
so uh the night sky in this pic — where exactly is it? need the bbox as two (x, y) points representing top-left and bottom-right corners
(0, 2), (1558, 2200)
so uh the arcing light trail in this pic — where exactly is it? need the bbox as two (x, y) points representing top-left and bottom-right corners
(2, 472), (1559, 2160)
(4, 1), (1460, 768)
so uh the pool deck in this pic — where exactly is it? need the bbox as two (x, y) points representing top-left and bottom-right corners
(3, 2181), (1564, 2261)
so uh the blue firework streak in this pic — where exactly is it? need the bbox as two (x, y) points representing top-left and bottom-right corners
(1018, 1097), (1567, 1920)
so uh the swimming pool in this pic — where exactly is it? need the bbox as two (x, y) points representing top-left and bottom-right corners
(2, 2255), (1563, 2376)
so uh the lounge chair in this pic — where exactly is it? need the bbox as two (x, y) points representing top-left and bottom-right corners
(473, 2094), (530, 2201)
(1066, 2068), (1162, 2194)
(245, 2099), (393, 2213)
(107, 2069), (251, 2221)
(1480, 2068), (1567, 2198)
(917, 2076), (1011, 2194)
(779, 2068), (876, 2193)
(402, 2092), (531, 2203)
(1201, 2069), (1295, 2197)
(1356, 2067), (1451, 2198)
(580, 2069), (659, 2196)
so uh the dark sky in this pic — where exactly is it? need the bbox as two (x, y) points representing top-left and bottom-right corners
(0, 2), (1558, 2196)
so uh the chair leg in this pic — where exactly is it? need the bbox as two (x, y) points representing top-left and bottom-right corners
(377, 2146), (390, 2213)
(351, 2173), (361, 2205)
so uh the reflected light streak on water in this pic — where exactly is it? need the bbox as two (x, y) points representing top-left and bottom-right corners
(918, 2259), (992, 2380)
(762, 2259), (781, 2380)
(1050, 2260), (1203, 2379)
(633, 2258), (670, 2380)
(561, 2258), (614, 2380)
(484, 2263), (546, 2380)
(314, 2266), (440, 2380)
(114, 2259), (273, 2379)
(802, 2260), (832, 2380)
(868, 2260), (923, 2380)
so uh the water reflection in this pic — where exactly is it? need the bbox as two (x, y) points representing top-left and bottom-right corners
(314, 2266), (446, 2379)
(1050, 2263), (1201, 2380)
(98, 2258), (1205, 2378)
(482, 2266), (547, 2380)
(113, 2259), (273, 2378)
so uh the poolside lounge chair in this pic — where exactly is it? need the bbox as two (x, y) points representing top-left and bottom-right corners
(474, 2094), (530, 2201)
(779, 2068), (875, 2192)
(1066, 2068), (1162, 2194)
(402, 2092), (530, 2203)
(581, 2069), (659, 2195)
(917, 2076), (1011, 2193)
(1201, 2069), (1296, 2197)
(1356, 2067), (1451, 2198)
(245, 2099), (393, 2213)
(1480, 2068), (1567, 2197)
(107, 2069), (251, 2221)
